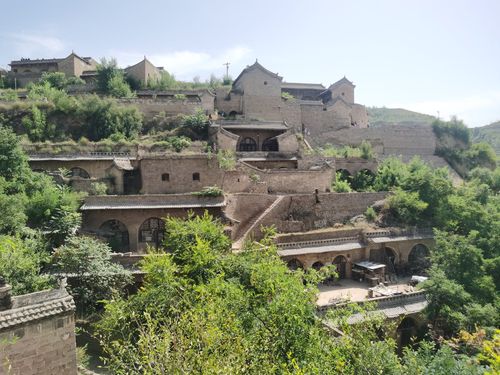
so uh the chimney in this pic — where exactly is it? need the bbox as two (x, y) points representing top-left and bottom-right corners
(0, 275), (13, 311)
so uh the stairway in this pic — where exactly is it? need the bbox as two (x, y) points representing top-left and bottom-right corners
(232, 195), (285, 250)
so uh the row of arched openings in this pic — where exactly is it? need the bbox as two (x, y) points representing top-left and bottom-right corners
(98, 217), (167, 252)
(286, 244), (430, 277)
(238, 137), (279, 152)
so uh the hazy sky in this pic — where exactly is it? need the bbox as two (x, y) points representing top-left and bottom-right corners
(1, 0), (499, 127)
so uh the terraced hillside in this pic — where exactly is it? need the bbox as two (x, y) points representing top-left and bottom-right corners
(367, 107), (436, 128)
(472, 121), (500, 155)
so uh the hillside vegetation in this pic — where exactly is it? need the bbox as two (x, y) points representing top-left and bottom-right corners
(367, 107), (436, 127)
(472, 121), (500, 155)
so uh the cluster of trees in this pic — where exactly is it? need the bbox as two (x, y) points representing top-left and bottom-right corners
(94, 213), (496, 374)
(0, 70), (214, 145)
(433, 117), (497, 175)
(341, 156), (500, 336)
(0, 126), (131, 314)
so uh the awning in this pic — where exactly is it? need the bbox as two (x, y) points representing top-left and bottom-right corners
(353, 261), (386, 271)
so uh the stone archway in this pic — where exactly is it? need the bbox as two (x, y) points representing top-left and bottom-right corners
(312, 261), (324, 271)
(70, 167), (90, 179)
(287, 259), (303, 271)
(336, 169), (352, 181)
(99, 219), (129, 252)
(139, 217), (166, 249)
(333, 255), (347, 279)
(408, 244), (430, 274)
(239, 137), (258, 152)
(351, 169), (375, 191)
(262, 137), (279, 152)
(396, 317), (418, 354)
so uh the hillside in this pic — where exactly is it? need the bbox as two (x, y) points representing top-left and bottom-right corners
(472, 121), (500, 155)
(367, 107), (436, 127)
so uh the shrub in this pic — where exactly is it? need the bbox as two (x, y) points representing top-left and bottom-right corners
(89, 182), (108, 195)
(192, 186), (223, 197)
(217, 150), (236, 170)
(386, 189), (428, 225)
(0, 89), (18, 101)
(333, 171), (352, 192)
(365, 206), (376, 222)
(360, 140), (374, 159)
(281, 92), (295, 101)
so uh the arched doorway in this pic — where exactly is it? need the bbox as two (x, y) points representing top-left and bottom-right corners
(385, 247), (397, 273)
(287, 259), (303, 271)
(99, 219), (129, 252)
(239, 137), (257, 152)
(139, 217), (165, 249)
(333, 255), (347, 279)
(312, 261), (324, 271)
(396, 317), (418, 354)
(408, 244), (430, 274)
(262, 137), (279, 152)
(351, 169), (375, 191)
(70, 167), (90, 179)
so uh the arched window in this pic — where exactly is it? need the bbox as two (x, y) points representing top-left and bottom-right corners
(161, 173), (170, 181)
(99, 219), (129, 252)
(139, 217), (165, 248)
(70, 167), (90, 179)
(192, 172), (200, 181)
(287, 259), (303, 271)
(239, 137), (257, 152)
(312, 261), (324, 271)
(336, 169), (352, 182)
(408, 244), (430, 273)
(262, 137), (279, 152)
(333, 255), (347, 279)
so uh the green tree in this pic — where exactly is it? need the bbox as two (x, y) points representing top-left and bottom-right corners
(386, 189), (428, 225)
(0, 125), (30, 181)
(96, 58), (134, 98)
(52, 235), (132, 315)
(21, 105), (57, 142)
(0, 235), (54, 295)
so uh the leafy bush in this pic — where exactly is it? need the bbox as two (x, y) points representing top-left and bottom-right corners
(217, 150), (236, 170)
(365, 206), (376, 221)
(0, 235), (54, 295)
(51, 235), (133, 315)
(168, 136), (191, 152)
(89, 182), (108, 195)
(386, 189), (428, 225)
(179, 109), (209, 140)
(0, 89), (18, 101)
(21, 105), (56, 142)
(360, 140), (375, 159)
(192, 186), (223, 197)
(333, 171), (352, 192)
(281, 92), (295, 100)
(96, 58), (134, 98)
(174, 94), (187, 100)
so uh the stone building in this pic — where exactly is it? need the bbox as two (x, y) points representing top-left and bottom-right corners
(215, 61), (369, 133)
(124, 57), (163, 86)
(7, 52), (97, 87)
(0, 279), (77, 375)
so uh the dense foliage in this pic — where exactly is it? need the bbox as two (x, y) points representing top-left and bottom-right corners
(95, 214), (492, 374)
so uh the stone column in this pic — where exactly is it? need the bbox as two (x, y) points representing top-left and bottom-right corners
(0, 276), (12, 311)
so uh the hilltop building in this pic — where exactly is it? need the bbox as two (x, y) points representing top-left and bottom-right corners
(7, 52), (98, 87)
(124, 57), (164, 86)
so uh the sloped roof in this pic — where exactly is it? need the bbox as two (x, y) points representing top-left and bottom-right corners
(281, 82), (325, 90)
(9, 58), (62, 66)
(0, 288), (75, 331)
(81, 194), (226, 210)
(233, 61), (283, 87)
(111, 158), (134, 171)
(125, 57), (160, 72)
(328, 76), (355, 90)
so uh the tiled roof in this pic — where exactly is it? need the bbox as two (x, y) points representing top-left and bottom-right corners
(233, 61), (282, 87)
(281, 82), (325, 90)
(0, 288), (75, 331)
(81, 194), (226, 210)
(10, 58), (62, 66)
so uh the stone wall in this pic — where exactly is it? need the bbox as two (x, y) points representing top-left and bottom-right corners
(0, 287), (77, 375)
(140, 155), (224, 194)
(117, 98), (209, 119)
(314, 125), (436, 156)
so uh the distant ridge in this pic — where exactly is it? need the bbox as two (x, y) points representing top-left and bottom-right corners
(472, 121), (500, 155)
(367, 107), (436, 128)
